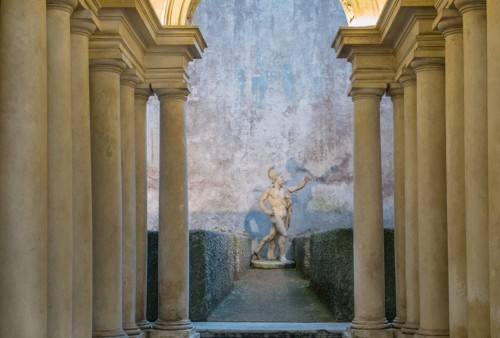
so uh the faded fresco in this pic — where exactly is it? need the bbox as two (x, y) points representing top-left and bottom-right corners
(146, 0), (395, 250)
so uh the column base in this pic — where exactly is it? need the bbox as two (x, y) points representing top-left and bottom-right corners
(401, 322), (418, 337)
(92, 328), (127, 337)
(414, 328), (449, 337)
(349, 328), (394, 338)
(137, 320), (153, 330)
(392, 317), (405, 329)
(149, 328), (199, 338)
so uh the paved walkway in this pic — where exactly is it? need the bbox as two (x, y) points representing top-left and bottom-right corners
(206, 268), (336, 322)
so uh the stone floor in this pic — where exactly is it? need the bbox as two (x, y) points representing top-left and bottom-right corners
(205, 268), (336, 322)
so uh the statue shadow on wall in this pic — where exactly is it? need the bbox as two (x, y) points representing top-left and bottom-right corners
(243, 157), (320, 259)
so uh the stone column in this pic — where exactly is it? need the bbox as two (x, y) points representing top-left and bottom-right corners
(121, 71), (144, 338)
(71, 10), (97, 338)
(349, 88), (392, 338)
(46, 1), (77, 337)
(0, 0), (48, 336)
(398, 74), (419, 338)
(90, 58), (127, 338)
(388, 86), (406, 334)
(411, 58), (449, 338)
(488, 0), (500, 335)
(455, 1), (490, 337)
(437, 11), (468, 338)
(135, 87), (152, 331)
(151, 87), (198, 338)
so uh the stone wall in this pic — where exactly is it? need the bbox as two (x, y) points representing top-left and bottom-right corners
(293, 228), (396, 322)
(146, 230), (252, 322)
(146, 0), (395, 243)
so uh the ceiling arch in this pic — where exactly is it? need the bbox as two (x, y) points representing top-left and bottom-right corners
(149, 0), (387, 27)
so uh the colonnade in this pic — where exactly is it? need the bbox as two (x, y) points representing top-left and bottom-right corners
(0, 1), (205, 337)
(334, 0), (499, 337)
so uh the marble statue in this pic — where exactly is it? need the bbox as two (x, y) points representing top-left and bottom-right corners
(253, 166), (311, 262)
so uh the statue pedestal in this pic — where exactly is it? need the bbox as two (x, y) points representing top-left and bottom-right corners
(250, 259), (296, 269)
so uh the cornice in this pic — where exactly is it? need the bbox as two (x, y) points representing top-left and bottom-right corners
(154, 26), (207, 60)
(332, 26), (381, 59)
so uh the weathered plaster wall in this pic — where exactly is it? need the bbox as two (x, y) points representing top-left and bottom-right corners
(146, 0), (395, 249)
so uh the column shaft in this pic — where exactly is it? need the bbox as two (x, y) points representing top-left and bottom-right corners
(438, 13), (468, 338)
(488, 0), (500, 335)
(46, 1), (77, 337)
(350, 88), (392, 338)
(151, 89), (197, 338)
(456, 1), (490, 336)
(389, 88), (406, 332)
(135, 89), (151, 331)
(0, 0), (48, 336)
(412, 59), (449, 338)
(71, 11), (97, 338)
(90, 60), (127, 338)
(399, 75), (419, 337)
(121, 75), (144, 338)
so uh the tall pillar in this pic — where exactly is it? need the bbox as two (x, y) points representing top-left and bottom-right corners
(151, 87), (198, 338)
(0, 0), (48, 336)
(399, 74), (419, 338)
(46, 1), (78, 337)
(90, 58), (127, 338)
(121, 71), (144, 338)
(71, 10), (98, 338)
(135, 87), (152, 331)
(488, 0), (500, 335)
(349, 87), (392, 338)
(411, 58), (449, 338)
(437, 11), (468, 338)
(455, 1), (490, 337)
(388, 86), (406, 335)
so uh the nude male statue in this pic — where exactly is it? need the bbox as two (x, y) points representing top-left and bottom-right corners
(253, 166), (311, 262)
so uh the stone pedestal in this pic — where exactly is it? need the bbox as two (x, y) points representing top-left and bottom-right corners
(388, 86), (406, 332)
(398, 74), (419, 338)
(71, 9), (97, 338)
(0, 0), (48, 336)
(151, 87), (197, 338)
(135, 88), (152, 332)
(90, 59), (127, 338)
(349, 88), (391, 338)
(46, 1), (78, 337)
(456, 1), (490, 337)
(411, 58), (449, 338)
(437, 11), (468, 338)
(121, 72), (144, 338)
(488, 0), (500, 336)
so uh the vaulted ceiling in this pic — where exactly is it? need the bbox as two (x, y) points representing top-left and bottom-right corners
(149, 0), (388, 27)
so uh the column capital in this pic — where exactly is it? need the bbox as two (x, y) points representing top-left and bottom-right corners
(387, 83), (403, 98)
(436, 9), (463, 37)
(121, 69), (142, 88)
(47, 0), (78, 12)
(349, 87), (385, 101)
(89, 59), (127, 74)
(397, 70), (416, 88)
(154, 85), (190, 102)
(135, 86), (152, 102)
(410, 58), (445, 73)
(71, 9), (100, 37)
(455, 0), (486, 13)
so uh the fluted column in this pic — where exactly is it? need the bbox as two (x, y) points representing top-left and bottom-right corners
(388, 86), (406, 334)
(135, 87), (152, 331)
(151, 87), (198, 338)
(488, 0), (500, 335)
(90, 58), (127, 338)
(437, 12), (468, 338)
(0, 0), (48, 336)
(121, 71), (144, 338)
(399, 73), (419, 338)
(71, 10), (97, 338)
(349, 87), (392, 338)
(411, 58), (449, 338)
(455, 1), (490, 337)
(47, 1), (78, 337)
